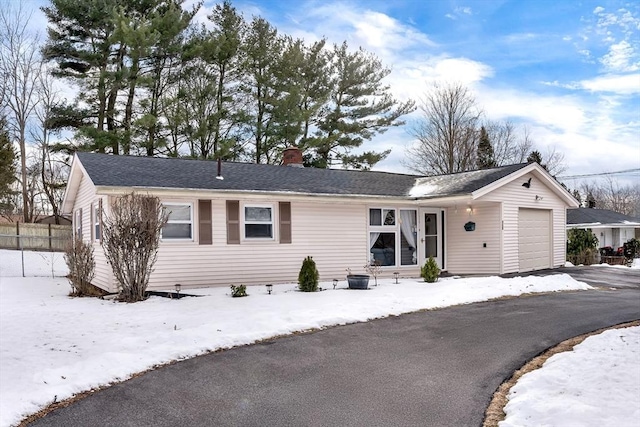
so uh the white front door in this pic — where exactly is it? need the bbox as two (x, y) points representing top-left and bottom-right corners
(419, 209), (443, 269)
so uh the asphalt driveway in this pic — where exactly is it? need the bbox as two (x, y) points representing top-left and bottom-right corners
(502, 264), (640, 289)
(31, 268), (640, 427)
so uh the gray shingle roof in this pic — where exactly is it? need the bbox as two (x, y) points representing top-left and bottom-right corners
(567, 208), (640, 225)
(76, 152), (530, 199)
(409, 163), (530, 198)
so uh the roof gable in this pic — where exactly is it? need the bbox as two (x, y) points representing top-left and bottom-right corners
(472, 162), (579, 206)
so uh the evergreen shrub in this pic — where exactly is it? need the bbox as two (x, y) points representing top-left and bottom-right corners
(298, 256), (319, 292)
(421, 256), (440, 283)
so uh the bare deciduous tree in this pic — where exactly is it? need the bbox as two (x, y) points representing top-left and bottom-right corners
(102, 193), (168, 302)
(0, 3), (43, 222)
(541, 145), (567, 176)
(516, 125), (534, 164)
(404, 82), (481, 175)
(483, 120), (534, 166)
(579, 178), (640, 216)
(31, 70), (68, 223)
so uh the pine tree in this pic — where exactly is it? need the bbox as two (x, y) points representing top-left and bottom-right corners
(42, 0), (198, 155)
(527, 150), (543, 164)
(201, 0), (246, 159)
(241, 17), (283, 164)
(309, 42), (415, 169)
(476, 126), (496, 169)
(0, 117), (16, 214)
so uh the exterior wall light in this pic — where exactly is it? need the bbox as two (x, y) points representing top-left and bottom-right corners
(266, 284), (273, 295)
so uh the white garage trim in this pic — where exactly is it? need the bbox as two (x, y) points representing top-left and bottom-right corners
(518, 208), (552, 272)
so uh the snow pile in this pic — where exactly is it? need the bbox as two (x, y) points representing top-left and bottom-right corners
(0, 250), (592, 427)
(501, 326), (640, 427)
(408, 182), (440, 198)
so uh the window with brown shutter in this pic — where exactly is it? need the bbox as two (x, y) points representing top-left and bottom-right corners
(198, 200), (212, 245)
(226, 200), (240, 244)
(279, 201), (291, 244)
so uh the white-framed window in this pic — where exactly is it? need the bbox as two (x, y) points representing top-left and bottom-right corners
(92, 202), (101, 241)
(369, 208), (396, 226)
(368, 208), (417, 267)
(74, 209), (82, 240)
(162, 203), (193, 240)
(243, 204), (274, 239)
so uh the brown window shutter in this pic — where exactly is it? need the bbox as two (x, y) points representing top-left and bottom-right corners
(226, 200), (240, 244)
(198, 200), (212, 245)
(78, 208), (83, 240)
(279, 201), (291, 244)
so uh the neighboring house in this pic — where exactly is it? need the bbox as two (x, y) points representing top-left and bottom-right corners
(62, 150), (578, 292)
(567, 208), (640, 249)
(35, 215), (72, 226)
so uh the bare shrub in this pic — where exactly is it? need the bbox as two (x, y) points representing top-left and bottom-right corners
(64, 237), (96, 296)
(102, 193), (168, 302)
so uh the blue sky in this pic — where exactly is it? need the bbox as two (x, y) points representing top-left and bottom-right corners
(26, 0), (640, 185)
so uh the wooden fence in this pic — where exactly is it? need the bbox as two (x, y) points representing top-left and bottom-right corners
(0, 223), (72, 252)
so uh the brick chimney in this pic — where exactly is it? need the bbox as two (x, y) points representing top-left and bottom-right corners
(282, 146), (304, 167)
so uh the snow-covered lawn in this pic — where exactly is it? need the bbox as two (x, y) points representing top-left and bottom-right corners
(501, 326), (640, 427)
(0, 249), (625, 427)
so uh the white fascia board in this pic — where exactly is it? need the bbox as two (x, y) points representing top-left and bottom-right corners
(568, 223), (640, 229)
(61, 154), (97, 214)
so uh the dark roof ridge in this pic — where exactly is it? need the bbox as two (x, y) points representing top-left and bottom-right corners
(418, 162), (530, 178)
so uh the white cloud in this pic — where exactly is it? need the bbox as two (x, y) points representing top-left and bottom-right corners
(455, 6), (472, 15)
(542, 73), (640, 94)
(479, 88), (587, 134)
(600, 40), (639, 72)
(386, 56), (494, 103)
(580, 73), (640, 94)
(272, 1), (437, 71)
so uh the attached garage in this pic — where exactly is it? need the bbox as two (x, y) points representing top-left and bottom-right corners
(518, 208), (551, 271)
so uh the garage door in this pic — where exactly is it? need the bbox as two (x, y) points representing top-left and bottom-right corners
(518, 208), (551, 272)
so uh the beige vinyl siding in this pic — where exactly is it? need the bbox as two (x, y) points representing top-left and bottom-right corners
(148, 199), (378, 289)
(74, 175), (93, 241)
(72, 176), (115, 291)
(445, 204), (501, 274)
(91, 196), (113, 291)
(478, 172), (567, 273)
